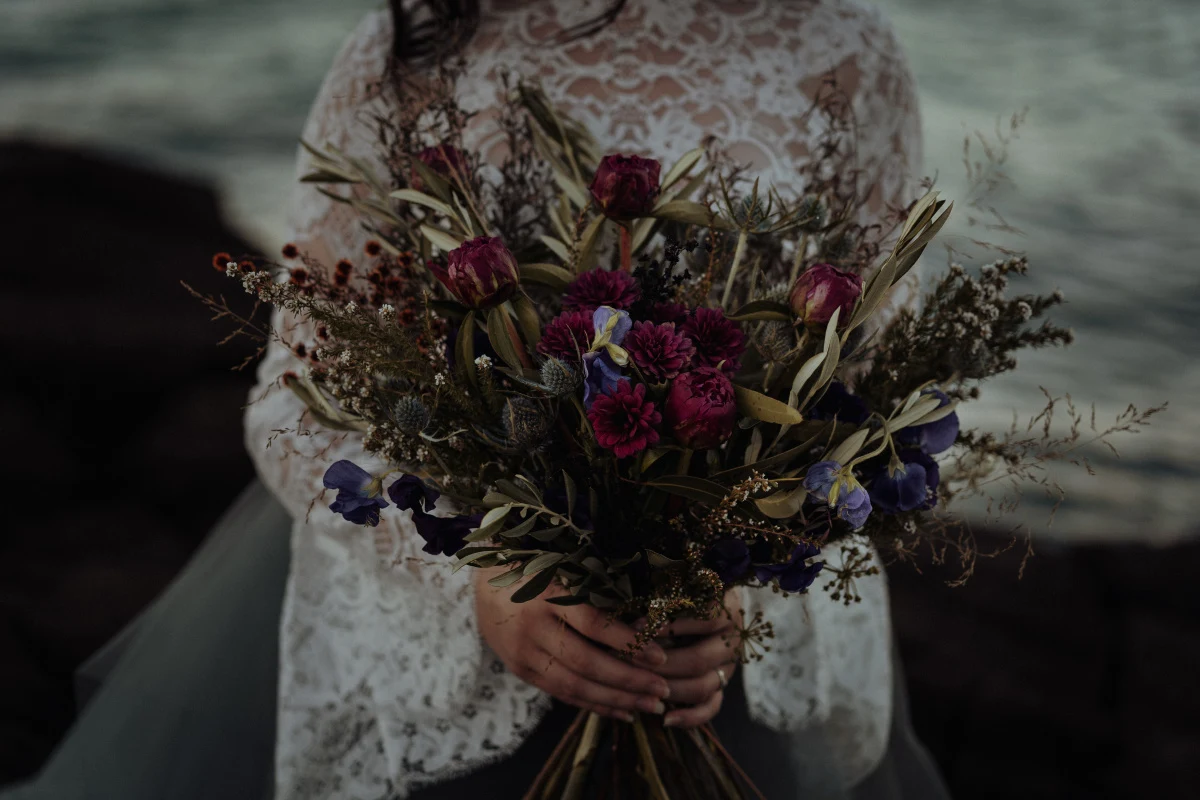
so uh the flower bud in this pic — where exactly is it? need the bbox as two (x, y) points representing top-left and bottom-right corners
(589, 154), (661, 220)
(789, 263), (862, 330)
(432, 236), (520, 309)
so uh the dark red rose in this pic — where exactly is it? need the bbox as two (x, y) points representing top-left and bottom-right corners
(537, 310), (595, 363)
(664, 367), (737, 450)
(412, 143), (469, 189)
(680, 307), (746, 373)
(588, 380), (661, 458)
(589, 154), (662, 220)
(624, 321), (696, 383)
(431, 236), (519, 309)
(562, 268), (641, 313)
(789, 263), (862, 330)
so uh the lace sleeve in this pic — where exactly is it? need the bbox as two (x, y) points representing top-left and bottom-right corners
(738, 2), (923, 789)
(244, 11), (550, 796)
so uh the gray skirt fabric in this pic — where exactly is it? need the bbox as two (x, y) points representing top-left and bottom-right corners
(1, 482), (950, 800)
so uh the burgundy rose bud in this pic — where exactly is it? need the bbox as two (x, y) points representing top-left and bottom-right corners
(589, 154), (662, 220)
(431, 236), (519, 309)
(664, 367), (737, 450)
(412, 143), (468, 189)
(789, 263), (862, 329)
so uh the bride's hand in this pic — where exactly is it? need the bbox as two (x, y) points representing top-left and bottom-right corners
(649, 589), (743, 729)
(473, 567), (672, 722)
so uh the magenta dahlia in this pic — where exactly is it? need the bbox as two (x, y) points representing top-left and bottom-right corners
(624, 321), (696, 383)
(680, 307), (746, 373)
(537, 310), (595, 363)
(562, 268), (640, 313)
(649, 301), (689, 325)
(587, 380), (661, 458)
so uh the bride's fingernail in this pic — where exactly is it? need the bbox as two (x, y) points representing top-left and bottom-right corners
(644, 643), (668, 665)
(639, 698), (666, 715)
(663, 714), (679, 728)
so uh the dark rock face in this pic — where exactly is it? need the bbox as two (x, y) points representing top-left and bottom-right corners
(0, 141), (258, 785)
(889, 537), (1200, 799)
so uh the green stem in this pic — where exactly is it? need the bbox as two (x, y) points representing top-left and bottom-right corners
(562, 712), (604, 800)
(788, 232), (809, 287)
(720, 230), (749, 309)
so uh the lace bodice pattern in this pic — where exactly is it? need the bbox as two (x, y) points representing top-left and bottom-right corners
(245, 2), (922, 797)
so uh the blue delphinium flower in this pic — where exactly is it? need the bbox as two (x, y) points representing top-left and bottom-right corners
(897, 389), (959, 455)
(705, 538), (752, 584)
(867, 449), (940, 514)
(323, 460), (389, 526)
(387, 475), (480, 557)
(804, 459), (873, 529)
(754, 542), (824, 593)
(810, 381), (870, 426)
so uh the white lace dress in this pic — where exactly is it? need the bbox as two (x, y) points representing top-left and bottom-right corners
(244, 2), (923, 798)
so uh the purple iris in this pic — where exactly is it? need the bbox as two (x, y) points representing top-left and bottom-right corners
(810, 381), (870, 426)
(323, 460), (389, 527)
(582, 350), (622, 408)
(897, 389), (959, 455)
(388, 475), (480, 557)
(705, 538), (752, 583)
(754, 542), (824, 593)
(867, 449), (940, 514)
(804, 460), (873, 529)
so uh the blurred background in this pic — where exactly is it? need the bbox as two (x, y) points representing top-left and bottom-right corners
(1, 0), (1196, 797)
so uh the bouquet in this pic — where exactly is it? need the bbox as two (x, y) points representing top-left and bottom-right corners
(196, 71), (1158, 798)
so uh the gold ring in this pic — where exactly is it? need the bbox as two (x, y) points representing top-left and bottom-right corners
(715, 667), (728, 689)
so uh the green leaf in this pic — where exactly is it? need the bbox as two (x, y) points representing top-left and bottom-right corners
(553, 169), (590, 208)
(410, 158), (454, 202)
(486, 306), (526, 371)
(420, 224), (464, 253)
(300, 170), (359, 184)
(520, 262), (573, 291)
(645, 475), (729, 504)
(651, 199), (721, 228)
(455, 310), (478, 389)
(529, 525), (568, 542)
(511, 564), (559, 603)
(488, 568), (526, 588)
(734, 384), (805, 425)
(645, 550), (681, 568)
(482, 490), (514, 508)
(389, 188), (458, 220)
(562, 471), (577, 519)
(575, 215), (607, 272)
(545, 594), (590, 606)
(523, 552), (565, 576)
(754, 484), (808, 519)
(453, 548), (508, 571)
(513, 296), (543, 347)
(660, 146), (705, 192)
(500, 514), (540, 539)
(495, 477), (541, 506)
(540, 235), (572, 262)
(712, 421), (834, 480)
(726, 299), (792, 322)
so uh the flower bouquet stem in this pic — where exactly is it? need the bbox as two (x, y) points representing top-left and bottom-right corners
(523, 710), (765, 800)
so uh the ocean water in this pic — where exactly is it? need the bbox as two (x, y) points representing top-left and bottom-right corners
(2, 0), (1196, 540)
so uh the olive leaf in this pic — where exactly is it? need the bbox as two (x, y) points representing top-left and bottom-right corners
(726, 299), (792, 322)
(644, 475), (730, 504)
(511, 564), (560, 603)
(519, 262), (573, 291)
(734, 384), (805, 425)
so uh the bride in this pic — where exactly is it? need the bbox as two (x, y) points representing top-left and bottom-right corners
(3, 1), (950, 799)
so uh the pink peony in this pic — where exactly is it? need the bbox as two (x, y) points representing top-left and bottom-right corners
(624, 321), (696, 383)
(680, 307), (746, 373)
(789, 263), (862, 330)
(588, 154), (662, 220)
(562, 268), (641, 313)
(588, 380), (661, 459)
(537, 310), (595, 363)
(664, 367), (738, 450)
